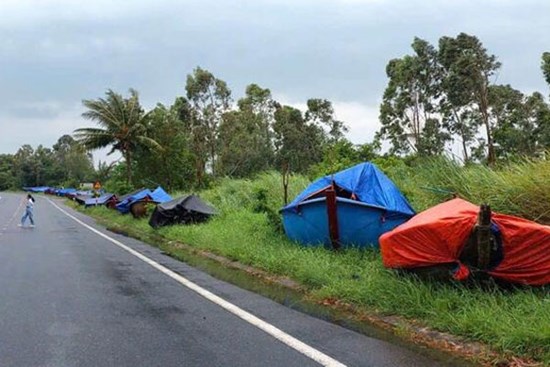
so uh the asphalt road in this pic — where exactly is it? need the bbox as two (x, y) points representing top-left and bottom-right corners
(0, 192), (463, 367)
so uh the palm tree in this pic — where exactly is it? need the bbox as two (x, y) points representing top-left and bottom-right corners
(74, 89), (160, 185)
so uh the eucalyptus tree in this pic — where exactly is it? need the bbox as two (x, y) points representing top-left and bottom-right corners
(11, 145), (58, 186)
(52, 134), (94, 185)
(378, 37), (448, 156)
(305, 99), (347, 142)
(0, 154), (15, 190)
(234, 83), (277, 172)
(12, 144), (35, 186)
(74, 89), (160, 185)
(217, 110), (268, 177)
(486, 85), (550, 159)
(438, 33), (501, 164)
(524, 92), (550, 155)
(216, 84), (279, 178)
(542, 52), (550, 87)
(438, 45), (480, 162)
(185, 67), (231, 181)
(33, 145), (59, 186)
(273, 105), (325, 173)
(537, 53), (550, 154)
(488, 85), (528, 158)
(133, 101), (195, 190)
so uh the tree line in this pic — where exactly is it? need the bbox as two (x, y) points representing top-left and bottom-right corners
(1, 32), (549, 192)
(0, 135), (94, 191)
(378, 33), (550, 163)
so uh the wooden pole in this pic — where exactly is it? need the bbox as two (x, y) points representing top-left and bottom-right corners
(326, 184), (340, 250)
(476, 204), (492, 269)
(282, 162), (289, 206)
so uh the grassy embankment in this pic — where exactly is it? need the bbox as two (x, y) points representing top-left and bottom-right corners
(78, 158), (550, 365)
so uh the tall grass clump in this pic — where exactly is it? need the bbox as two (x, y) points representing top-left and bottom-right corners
(186, 171), (310, 215)
(388, 157), (550, 223)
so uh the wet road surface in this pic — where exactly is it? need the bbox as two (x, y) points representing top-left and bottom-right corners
(0, 192), (464, 367)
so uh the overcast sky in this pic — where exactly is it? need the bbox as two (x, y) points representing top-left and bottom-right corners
(1, 0), (549, 165)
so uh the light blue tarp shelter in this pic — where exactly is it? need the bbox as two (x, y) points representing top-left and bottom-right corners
(23, 186), (50, 193)
(84, 193), (116, 207)
(116, 186), (172, 214)
(150, 187), (172, 203)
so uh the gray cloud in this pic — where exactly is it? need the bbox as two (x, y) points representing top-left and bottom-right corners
(2, 102), (62, 119)
(1, 0), (549, 163)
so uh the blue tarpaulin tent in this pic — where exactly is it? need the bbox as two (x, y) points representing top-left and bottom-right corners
(115, 187), (172, 214)
(55, 188), (77, 197)
(116, 189), (152, 214)
(84, 193), (116, 207)
(23, 186), (50, 193)
(281, 162), (415, 248)
(150, 186), (172, 203)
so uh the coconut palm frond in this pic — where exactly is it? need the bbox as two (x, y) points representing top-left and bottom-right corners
(135, 135), (164, 152)
(77, 88), (161, 184)
(82, 97), (124, 129)
(74, 128), (115, 150)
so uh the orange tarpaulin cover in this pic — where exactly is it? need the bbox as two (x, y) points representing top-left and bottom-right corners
(380, 198), (550, 286)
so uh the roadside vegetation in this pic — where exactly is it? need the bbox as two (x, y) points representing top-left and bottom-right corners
(78, 158), (550, 365)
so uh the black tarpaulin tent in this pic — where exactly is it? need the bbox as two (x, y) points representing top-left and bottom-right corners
(149, 195), (217, 228)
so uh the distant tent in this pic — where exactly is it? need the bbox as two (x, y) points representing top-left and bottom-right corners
(84, 193), (116, 207)
(45, 188), (56, 195)
(116, 188), (152, 214)
(117, 188), (146, 204)
(149, 195), (217, 228)
(75, 194), (92, 205)
(67, 190), (91, 199)
(149, 186), (172, 203)
(23, 186), (50, 193)
(58, 188), (77, 196)
(116, 187), (172, 214)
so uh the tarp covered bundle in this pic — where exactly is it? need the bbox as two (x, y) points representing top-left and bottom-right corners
(23, 186), (51, 193)
(74, 194), (92, 205)
(66, 190), (92, 199)
(117, 188), (146, 204)
(149, 186), (172, 203)
(149, 195), (217, 228)
(56, 188), (78, 197)
(115, 187), (172, 214)
(380, 198), (550, 286)
(281, 162), (415, 248)
(84, 193), (116, 207)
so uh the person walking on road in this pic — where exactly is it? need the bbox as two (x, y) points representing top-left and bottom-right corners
(20, 194), (35, 227)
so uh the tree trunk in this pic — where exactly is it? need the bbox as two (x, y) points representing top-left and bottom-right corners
(481, 106), (495, 165)
(195, 156), (204, 188)
(124, 150), (132, 185)
(452, 108), (469, 162)
(478, 78), (495, 165)
(461, 136), (469, 163)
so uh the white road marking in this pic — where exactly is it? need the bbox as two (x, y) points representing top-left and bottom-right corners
(46, 198), (347, 367)
(0, 195), (25, 235)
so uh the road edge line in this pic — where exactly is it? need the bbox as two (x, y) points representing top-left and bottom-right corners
(46, 198), (347, 367)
